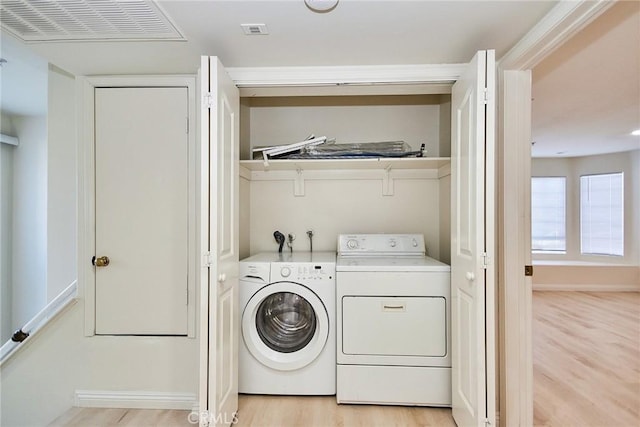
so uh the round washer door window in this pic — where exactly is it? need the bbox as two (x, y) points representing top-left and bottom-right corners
(242, 282), (329, 371)
(256, 292), (317, 353)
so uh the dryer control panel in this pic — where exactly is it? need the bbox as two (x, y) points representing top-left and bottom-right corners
(338, 234), (425, 257)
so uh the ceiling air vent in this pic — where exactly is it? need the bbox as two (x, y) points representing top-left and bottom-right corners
(241, 23), (268, 35)
(0, 0), (184, 42)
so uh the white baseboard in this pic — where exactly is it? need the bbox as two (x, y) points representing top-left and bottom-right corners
(533, 283), (640, 292)
(74, 390), (197, 410)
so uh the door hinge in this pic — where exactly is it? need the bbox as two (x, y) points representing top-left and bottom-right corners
(204, 92), (214, 109)
(483, 88), (489, 104)
(203, 252), (213, 268)
(186, 117), (189, 134)
(482, 252), (489, 269)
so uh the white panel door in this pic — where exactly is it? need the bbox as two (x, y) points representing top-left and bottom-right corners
(198, 56), (240, 427)
(451, 50), (496, 427)
(94, 87), (188, 335)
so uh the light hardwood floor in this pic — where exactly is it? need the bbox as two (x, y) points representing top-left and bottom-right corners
(52, 291), (640, 426)
(533, 291), (640, 427)
(233, 395), (454, 427)
(50, 408), (192, 426)
(50, 397), (454, 427)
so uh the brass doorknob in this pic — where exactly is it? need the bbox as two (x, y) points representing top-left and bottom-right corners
(92, 256), (110, 267)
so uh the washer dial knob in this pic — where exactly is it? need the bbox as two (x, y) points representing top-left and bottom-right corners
(280, 266), (291, 277)
(347, 239), (359, 249)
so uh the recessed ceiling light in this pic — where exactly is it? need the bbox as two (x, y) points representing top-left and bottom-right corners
(631, 129), (640, 136)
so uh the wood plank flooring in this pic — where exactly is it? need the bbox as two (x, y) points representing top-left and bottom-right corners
(533, 291), (640, 427)
(234, 395), (454, 427)
(49, 408), (192, 426)
(50, 397), (454, 427)
(51, 291), (640, 426)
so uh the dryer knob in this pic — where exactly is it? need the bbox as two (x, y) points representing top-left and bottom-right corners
(280, 266), (291, 277)
(347, 239), (358, 249)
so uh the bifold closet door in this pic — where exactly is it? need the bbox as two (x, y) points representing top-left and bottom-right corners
(451, 50), (496, 427)
(199, 55), (241, 427)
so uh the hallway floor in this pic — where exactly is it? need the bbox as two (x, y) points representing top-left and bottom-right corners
(533, 291), (640, 427)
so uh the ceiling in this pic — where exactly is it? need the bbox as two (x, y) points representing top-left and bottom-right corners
(1, 0), (638, 157)
(531, 0), (640, 158)
(2, 0), (556, 75)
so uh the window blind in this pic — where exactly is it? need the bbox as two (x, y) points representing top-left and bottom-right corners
(580, 172), (624, 256)
(531, 177), (566, 252)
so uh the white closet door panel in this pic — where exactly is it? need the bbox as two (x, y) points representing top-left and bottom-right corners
(95, 87), (188, 335)
(451, 50), (496, 427)
(200, 56), (240, 427)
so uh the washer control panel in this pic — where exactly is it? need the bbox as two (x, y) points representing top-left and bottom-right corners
(240, 252), (336, 285)
(338, 234), (425, 256)
(272, 262), (335, 283)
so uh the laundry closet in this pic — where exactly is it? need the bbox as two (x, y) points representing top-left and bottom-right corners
(236, 92), (453, 262)
(200, 51), (495, 427)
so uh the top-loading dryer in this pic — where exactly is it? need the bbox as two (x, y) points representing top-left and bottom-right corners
(336, 234), (451, 406)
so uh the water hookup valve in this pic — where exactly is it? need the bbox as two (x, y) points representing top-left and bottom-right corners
(273, 231), (285, 253)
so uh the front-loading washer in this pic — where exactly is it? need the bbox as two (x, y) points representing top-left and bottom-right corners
(239, 252), (336, 395)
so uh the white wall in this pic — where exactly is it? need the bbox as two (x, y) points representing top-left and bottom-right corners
(439, 172), (451, 264)
(239, 176), (251, 260)
(10, 114), (48, 330)
(242, 94), (450, 261)
(247, 175), (444, 261)
(532, 150), (640, 266)
(246, 95), (446, 156)
(438, 96), (452, 157)
(0, 303), (198, 426)
(1, 113), (16, 343)
(47, 65), (77, 301)
(1, 74), (200, 427)
(1, 64), (77, 342)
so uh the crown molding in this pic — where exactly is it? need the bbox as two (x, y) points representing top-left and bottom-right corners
(498, 0), (615, 70)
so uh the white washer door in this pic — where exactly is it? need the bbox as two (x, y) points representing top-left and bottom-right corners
(242, 282), (329, 371)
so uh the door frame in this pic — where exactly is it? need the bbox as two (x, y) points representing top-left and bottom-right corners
(496, 1), (614, 425)
(77, 75), (198, 337)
